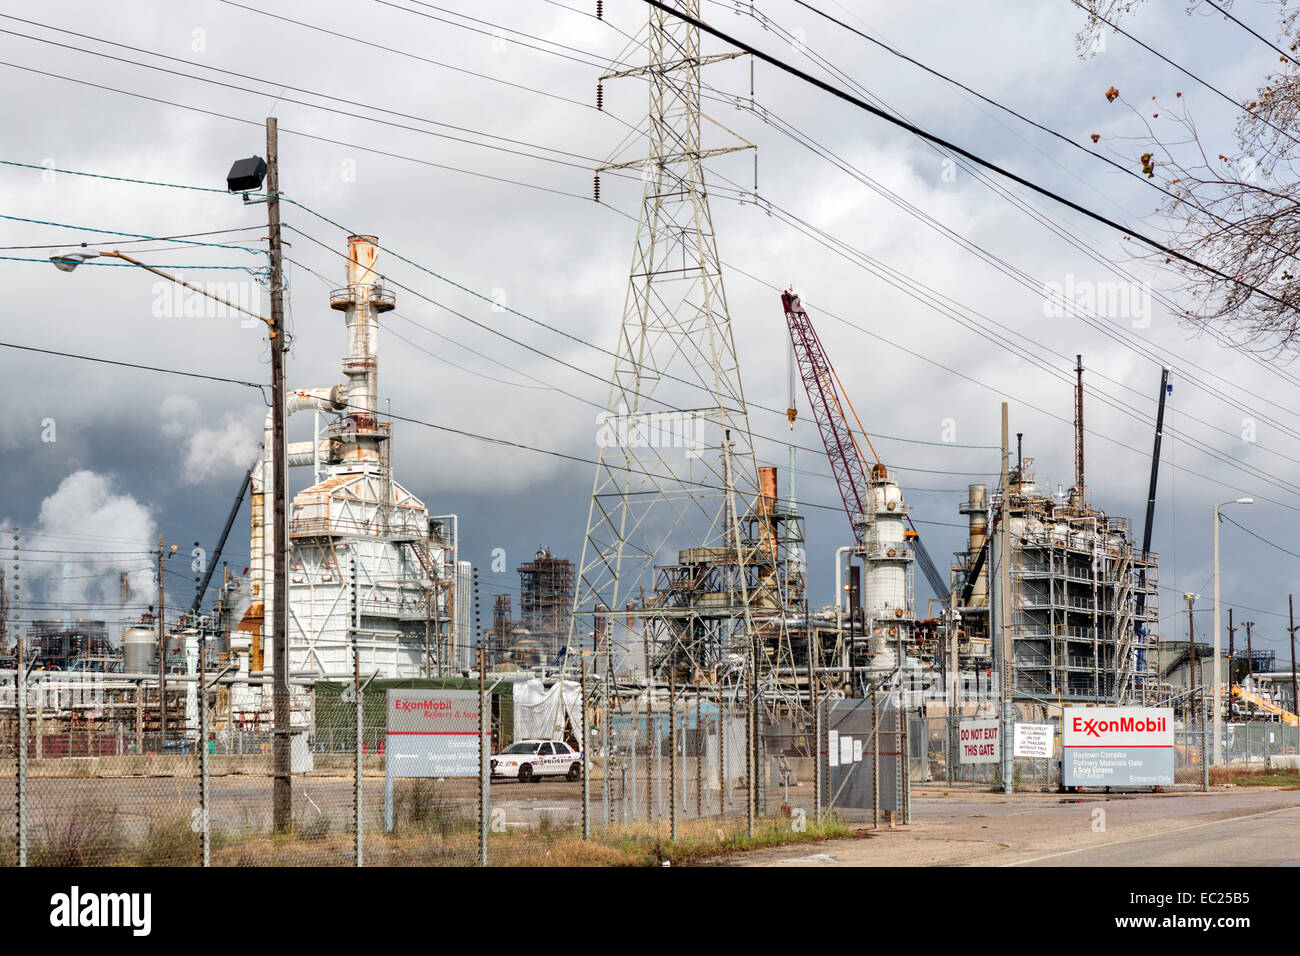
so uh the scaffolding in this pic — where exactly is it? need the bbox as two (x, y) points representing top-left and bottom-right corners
(953, 457), (1160, 704)
(646, 469), (808, 716)
(517, 547), (574, 661)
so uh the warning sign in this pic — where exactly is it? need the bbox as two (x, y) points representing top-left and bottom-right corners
(1013, 723), (1054, 758)
(958, 719), (1000, 764)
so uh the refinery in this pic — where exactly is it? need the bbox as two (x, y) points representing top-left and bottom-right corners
(1, 0), (1299, 882)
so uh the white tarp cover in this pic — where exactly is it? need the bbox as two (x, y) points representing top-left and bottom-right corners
(513, 678), (584, 750)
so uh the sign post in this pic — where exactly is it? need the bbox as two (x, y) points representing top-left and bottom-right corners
(384, 688), (481, 832)
(1063, 707), (1174, 788)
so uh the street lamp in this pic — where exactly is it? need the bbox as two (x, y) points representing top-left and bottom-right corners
(51, 122), (290, 832)
(49, 248), (270, 327)
(1212, 497), (1253, 765)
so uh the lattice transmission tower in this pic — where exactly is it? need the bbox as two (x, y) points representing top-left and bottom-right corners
(559, 0), (759, 681)
(562, 0), (802, 697)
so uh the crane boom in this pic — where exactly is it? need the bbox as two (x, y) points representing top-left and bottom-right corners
(781, 291), (950, 600)
(782, 290), (868, 540)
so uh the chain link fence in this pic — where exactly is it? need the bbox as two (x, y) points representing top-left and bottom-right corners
(19, 666), (1293, 865)
(904, 712), (1296, 791)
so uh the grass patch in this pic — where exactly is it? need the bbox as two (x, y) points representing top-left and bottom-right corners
(1210, 766), (1300, 788)
(392, 779), (474, 838)
(134, 816), (201, 866)
(487, 815), (856, 867)
(29, 803), (130, 866)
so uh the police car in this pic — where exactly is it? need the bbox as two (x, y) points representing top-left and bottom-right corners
(490, 739), (583, 783)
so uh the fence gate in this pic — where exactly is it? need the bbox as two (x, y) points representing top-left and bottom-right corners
(819, 698), (902, 818)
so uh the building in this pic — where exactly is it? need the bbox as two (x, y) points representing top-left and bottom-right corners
(237, 235), (462, 685)
(952, 454), (1160, 703)
(516, 547), (574, 661)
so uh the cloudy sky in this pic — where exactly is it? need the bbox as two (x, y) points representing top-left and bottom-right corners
(1, 0), (1297, 663)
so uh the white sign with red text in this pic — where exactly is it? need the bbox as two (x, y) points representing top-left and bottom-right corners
(1063, 707), (1174, 787)
(958, 719), (1000, 764)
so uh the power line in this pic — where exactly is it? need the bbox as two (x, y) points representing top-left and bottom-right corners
(0, 60), (593, 201)
(771, 1), (1300, 401)
(286, 222), (995, 478)
(0, 341), (266, 391)
(0, 18), (614, 172)
(644, 0), (1296, 315)
(213, 0), (631, 122)
(0, 212), (262, 254)
(1202, 0), (1294, 63)
(1074, 0), (1300, 149)
(1220, 512), (1300, 562)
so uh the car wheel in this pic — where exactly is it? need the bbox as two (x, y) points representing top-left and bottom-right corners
(518, 764), (533, 783)
(567, 762), (582, 782)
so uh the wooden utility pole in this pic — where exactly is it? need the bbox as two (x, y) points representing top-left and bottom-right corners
(266, 116), (292, 833)
(1289, 595), (1298, 723)
(1227, 608), (1237, 686)
(157, 533), (167, 742)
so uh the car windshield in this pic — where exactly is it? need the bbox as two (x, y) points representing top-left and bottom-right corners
(502, 743), (540, 754)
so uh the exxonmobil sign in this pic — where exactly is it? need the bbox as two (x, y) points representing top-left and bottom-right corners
(1063, 707), (1174, 787)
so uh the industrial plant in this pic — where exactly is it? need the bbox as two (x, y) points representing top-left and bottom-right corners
(2, 0), (1299, 880)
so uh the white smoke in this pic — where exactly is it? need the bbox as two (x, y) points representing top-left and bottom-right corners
(2, 470), (157, 628)
(159, 394), (262, 484)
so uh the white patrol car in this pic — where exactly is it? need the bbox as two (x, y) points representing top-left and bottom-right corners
(490, 739), (583, 783)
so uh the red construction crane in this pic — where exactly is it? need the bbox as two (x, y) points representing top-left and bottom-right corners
(780, 290), (949, 599)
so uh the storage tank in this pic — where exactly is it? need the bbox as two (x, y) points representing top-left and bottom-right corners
(122, 626), (156, 672)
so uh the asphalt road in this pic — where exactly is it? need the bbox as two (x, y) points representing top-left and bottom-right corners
(1004, 802), (1300, 866)
(725, 788), (1300, 867)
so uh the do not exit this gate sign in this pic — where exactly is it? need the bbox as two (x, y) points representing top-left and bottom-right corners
(958, 719), (1000, 764)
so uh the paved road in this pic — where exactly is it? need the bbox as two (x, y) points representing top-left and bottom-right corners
(724, 788), (1300, 867)
(1005, 803), (1300, 866)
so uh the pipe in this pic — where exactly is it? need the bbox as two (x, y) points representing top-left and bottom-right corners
(249, 385), (346, 649)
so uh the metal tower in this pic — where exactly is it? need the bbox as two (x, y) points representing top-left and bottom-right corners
(566, 1), (763, 687)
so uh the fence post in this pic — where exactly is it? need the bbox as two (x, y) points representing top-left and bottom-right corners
(945, 714), (951, 786)
(669, 669), (677, 842)
(630, 695), (639, 821)
(901, 702), (911, 824)
(199, 636), (210, 867)
(812, 689), (821, 821)
(16, 636), (27, 867)
(603, 665), (612, 826)
(581, 658), (590, 841)
(478, 645), (488, 867)
(717, 692), (725, 812)
(871, 684), (879, 829)
(745, 668), (756, 839)
(353, 642), (363, 867)
(1201, 695), (1209, 792)
(695, 695), (702, 818)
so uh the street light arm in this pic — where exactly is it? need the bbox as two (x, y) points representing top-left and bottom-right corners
(98, 250), (273, 331)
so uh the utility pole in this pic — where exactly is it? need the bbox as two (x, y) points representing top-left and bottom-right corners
(266, 116), (292, 834)
(1185, 593), (1196, 720)
(1243, 621), (1255, 720)
(999, 402), (1012, 795)
(1286, 594), (1298, 723)
(1227, 609), (1237, 686)
(156, 533), (167, 743)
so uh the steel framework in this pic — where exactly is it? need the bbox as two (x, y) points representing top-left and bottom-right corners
(565, 1), (768, 699)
